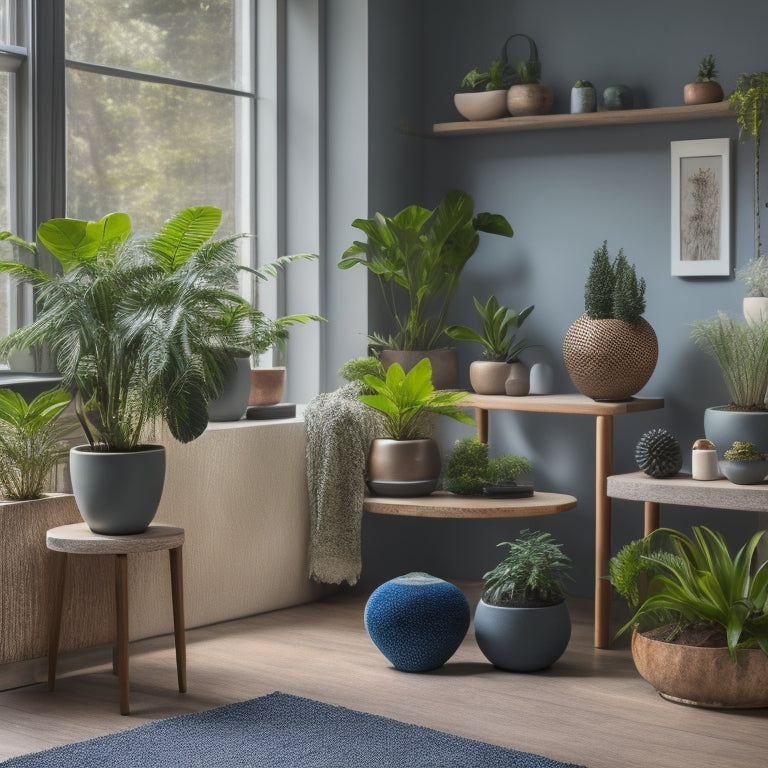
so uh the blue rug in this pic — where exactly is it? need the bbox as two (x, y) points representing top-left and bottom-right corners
(0, 692), (586, 767)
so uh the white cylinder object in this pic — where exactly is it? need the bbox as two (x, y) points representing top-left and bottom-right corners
(692, 449), (720, 481)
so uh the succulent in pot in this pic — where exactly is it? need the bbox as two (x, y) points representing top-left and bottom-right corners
(454, 57), (514, 121)
(683, 54), (724, 105)
(570, 79), (596, 114)
(609, 526), (768, 707)
(357, 357), (474, 497)
(720, 440), (768, 484)
(474, 529), (572, 671)
(442, 436), (531, 497)
(502, 33), (553, 117)
(562, 241), (657, 401)
(446, 295), (534, 395)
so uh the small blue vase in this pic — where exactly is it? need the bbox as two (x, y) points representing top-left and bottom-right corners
(364, 573), (470, 672)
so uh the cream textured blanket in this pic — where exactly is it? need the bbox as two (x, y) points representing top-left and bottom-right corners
(305, 383), (382, 585)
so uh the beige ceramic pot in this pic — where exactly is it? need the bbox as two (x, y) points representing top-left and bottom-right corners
(743, 296), (768, 326)
(631, 629), (768, 708)
(454, 90), (508, 121)
(249, 366), (286, 406)
(507, 84), (554, 116)
(469, 360), (512, 395)
(366, 438), (441, 497)
(379, 349), (458, 390)
(562, 314), (658, 401)
(683, 81), (724, 105)
(504, 361), (530, 396)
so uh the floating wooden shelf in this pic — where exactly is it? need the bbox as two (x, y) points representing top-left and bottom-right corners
(433, 101), (734, 136)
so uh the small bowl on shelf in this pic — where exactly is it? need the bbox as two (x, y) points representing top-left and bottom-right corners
(719, 459), (768, 485)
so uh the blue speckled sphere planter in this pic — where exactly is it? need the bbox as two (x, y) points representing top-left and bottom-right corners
(364, 573), (470, 672)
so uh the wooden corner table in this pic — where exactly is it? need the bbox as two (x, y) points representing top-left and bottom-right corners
(460, 393), (665, 648)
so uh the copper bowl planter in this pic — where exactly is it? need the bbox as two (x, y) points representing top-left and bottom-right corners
(367, 438), (441, 497)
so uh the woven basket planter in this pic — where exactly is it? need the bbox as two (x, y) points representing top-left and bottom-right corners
(562, 314), (658, 401)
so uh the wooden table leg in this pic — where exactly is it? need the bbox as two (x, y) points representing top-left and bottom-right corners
(47, 551), (67, 692)
(594, 414), (613, 649)
(644, 501), (660, 536)
(114, 554), (130, 715)
(475, 408), (489, 444)
(169, 545), (187, 693)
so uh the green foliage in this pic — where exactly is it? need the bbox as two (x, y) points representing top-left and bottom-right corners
(358, 358), (474, 441)
(690, 312), (768, 409)
(482, 530), (571, 608)
(339, 190), (514, 351)
(583, 241), (646, 321)
(610, 526), (768, 659)
(443, 436), (531, 495)
(338, 357), (386, 385)
(696, 54), (718, 82)
(461, 58), (514, 92)
(487, 454), (532, 484)
(0, 388), (72, 500)
(445, 296), (534, 362)
(723, 441), (767, 462)
(573, 79), (594, 89)
(513, 60), (541, 85)
(737, 253), (768, 297)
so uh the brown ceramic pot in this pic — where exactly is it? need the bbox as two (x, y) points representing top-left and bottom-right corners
(379, 349), (458, 390)
(249, 366), (286, 406)
(366, 438), (441, 497)
(683, 81), (724, 105)
(507, 84), (554, 116)
(469, 360), (512, 395)
(631, 629), (768, 708)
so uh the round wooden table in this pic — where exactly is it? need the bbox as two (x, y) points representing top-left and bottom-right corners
(46, 523), (186, 715)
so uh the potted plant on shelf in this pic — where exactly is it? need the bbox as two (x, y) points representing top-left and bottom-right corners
(445, 295), (533, 395)
(683, 55), (724, 105)
(474, 529), (571, 671)
(339, 189), (514, 389)
(502, 34), (553, 117)
(609, 526), (768, 707)
(720, 440), (768, 484)
(690, 311), (768, 456)
(442, 436), (532, 497)
(454, 57), (514, 121)
(570, 79), (596, 114)
(357, 357), (474, 497)
(562, 241), (657, 401)
(729, 73), (768, 324)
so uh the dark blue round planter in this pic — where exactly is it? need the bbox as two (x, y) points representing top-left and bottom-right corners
(364, 573), (470, 672)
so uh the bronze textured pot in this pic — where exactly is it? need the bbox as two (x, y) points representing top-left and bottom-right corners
(469, 360), (512, 395)
(683, 81), (724, 105)
(507, 84), (554, 116)
(367, 438), (441, 497)
(249, 366), (286, 406)
(562, 314), (658, 401)
(631, 629), (768, 708)
(379, 349), (458, 390)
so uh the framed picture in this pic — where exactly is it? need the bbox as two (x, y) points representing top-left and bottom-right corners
(670, 138), (731, 276)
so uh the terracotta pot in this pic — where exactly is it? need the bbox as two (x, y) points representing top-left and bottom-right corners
(562, 314), (658, 401)
(249, 366), (286, 406)
(379, 349), (458, 390)
(683, 81), (724, 105)
(366, 438), (441, 497)
(631, 629), (768, 708)
(454, 90), (508, 121)
(507, 84), (554, 116)
(469, 360), (511, 395)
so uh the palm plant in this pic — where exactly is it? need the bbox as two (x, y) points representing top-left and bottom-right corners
(610, 526), (768, 659)
(0, 387), (72, 499)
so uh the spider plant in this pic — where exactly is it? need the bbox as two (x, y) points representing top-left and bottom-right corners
(610, 526), (768, 659)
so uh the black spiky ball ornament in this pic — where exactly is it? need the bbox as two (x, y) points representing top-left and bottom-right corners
(635, 428), (682, 478)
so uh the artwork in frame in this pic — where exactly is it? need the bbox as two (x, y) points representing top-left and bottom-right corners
(670, 138), (731, 276)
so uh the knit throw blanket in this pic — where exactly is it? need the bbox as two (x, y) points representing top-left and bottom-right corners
(305, 383), (382, 586)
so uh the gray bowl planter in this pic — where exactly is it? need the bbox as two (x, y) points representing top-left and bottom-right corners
(719, 459), (768, 485)
(473, 598), (571, 672)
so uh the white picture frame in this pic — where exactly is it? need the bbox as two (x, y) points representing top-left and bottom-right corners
(670, 138), (731, 276)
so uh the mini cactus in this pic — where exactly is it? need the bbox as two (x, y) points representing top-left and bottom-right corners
(696, 54), (718, 83)
(635, 428), (682, 479)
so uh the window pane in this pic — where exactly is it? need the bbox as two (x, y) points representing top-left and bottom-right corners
(66, 69), (252, 236)
(0, 72), (12, 340)
(65, 0), (253, 92)
(0, 0), (16, 46)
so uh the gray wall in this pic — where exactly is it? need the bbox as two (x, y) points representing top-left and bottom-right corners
(350, 0), (768, 595)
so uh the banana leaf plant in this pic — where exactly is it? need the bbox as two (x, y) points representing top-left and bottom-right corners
(339, 189), (513, 351)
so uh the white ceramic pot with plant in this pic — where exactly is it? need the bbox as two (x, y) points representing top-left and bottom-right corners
(454, 58), (512, 121)
(474, 530), (571, 672)
(446, 296), (533, 396)
(570, 79), (596, 113)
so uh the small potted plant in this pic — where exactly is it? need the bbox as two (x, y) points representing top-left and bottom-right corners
(684, 54), (724, 105)
(609, 526), (768, 707)
(442, 436), (532, 496)
(720, 440), (768, 484)
(454, 57), (514, 121)
(358, 357), (474, 497)
(474, 529), (571, 671)
(562, 241), (658, 401)
(570, 79), (596, 113)
(445, 296), (534, 395)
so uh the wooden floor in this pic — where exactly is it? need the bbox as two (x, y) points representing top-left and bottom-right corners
(0, 584), (766, 768)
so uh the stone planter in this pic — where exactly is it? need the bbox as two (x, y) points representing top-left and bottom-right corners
(720, 459), (768, 485)
(631, 629), (768, 708)
(570, 85), (596, 113)
(504, 361), (530, 396)
(208, 355), (251, 421)
(366, 438), (441, 497)
(454, 90), (508, 121)
(469, 360), (512, 395)
(704, 407), (768, 458)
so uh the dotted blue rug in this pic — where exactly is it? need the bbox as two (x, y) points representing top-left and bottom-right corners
(0, 692), (587, 768)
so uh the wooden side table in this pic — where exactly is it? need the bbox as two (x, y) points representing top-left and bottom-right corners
(460, 393), (664, 648)
(46, 523), (187, 715)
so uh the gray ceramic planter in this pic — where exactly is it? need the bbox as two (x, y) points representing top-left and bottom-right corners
(719, 459), (768, 485)
(704, 407), (768, 458)
(208, 355), (252, 422)
(474, 598), (571, 672)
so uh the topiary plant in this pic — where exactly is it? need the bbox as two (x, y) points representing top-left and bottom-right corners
(723, 440), (767, 462)
(584, 241), (646, 322)
(442, 436), (531, 495)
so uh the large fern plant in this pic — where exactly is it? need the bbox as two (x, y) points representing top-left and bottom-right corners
(0, 207), (319, 451)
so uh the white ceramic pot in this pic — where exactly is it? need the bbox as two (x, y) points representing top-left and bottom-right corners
(453, 90), (508, 121)
(743, 296), (768, 326)
(469, 360), (512, 395)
